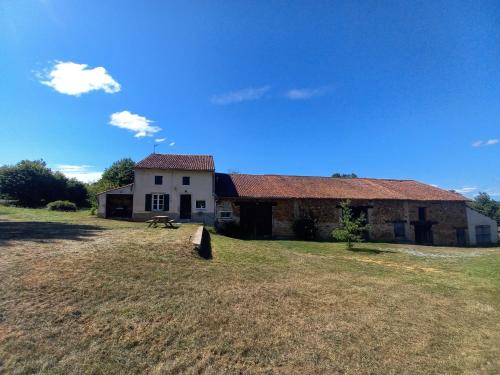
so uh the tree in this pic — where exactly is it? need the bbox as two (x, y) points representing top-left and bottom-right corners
(100, 158), (135, 187)
(86, 179), (116, 208)
(332, 173), (358, 178)
(0, 160), (89, 207)
(87, 158), (135, 208)
(65, 178), (89, 208)
(469, 192), (500, 224)
(332, 200), (368, 249)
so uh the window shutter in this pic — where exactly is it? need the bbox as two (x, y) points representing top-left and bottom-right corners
(145, 194), (152, 211)
(163, 194), (169, 211)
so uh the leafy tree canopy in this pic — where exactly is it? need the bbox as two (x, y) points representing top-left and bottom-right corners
(468, 192), (500, 223)
(101, 158), (135, 187)
(87, 158), (135, 208)
(332, 173), (358, 178)
(0, 160), (88, 207)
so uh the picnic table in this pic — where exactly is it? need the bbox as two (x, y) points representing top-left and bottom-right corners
(146, 215), (176, 228)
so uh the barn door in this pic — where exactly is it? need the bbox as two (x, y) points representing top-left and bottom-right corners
(239, 202), (273, 238)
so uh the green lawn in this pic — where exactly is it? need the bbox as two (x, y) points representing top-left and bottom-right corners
(0, 207), (499, 374)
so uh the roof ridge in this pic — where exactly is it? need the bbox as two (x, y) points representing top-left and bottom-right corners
(217, 172), (415, 182)
(136, 154), (215, 171)
(151, 153), (214, 157)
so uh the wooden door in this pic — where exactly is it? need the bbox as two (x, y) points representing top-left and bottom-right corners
(180, 194), (191, 219)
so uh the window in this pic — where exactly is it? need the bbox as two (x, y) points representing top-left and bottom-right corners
(152, 193), (164, 211)
(145, 194), (169, 211)
(219, 211), (232, 220)
(476, 225), (491, 245)
(195, 200), (206, 209)
(418, 207), (426, 221)
(182, 176), (190, 185)
(154, 176), (163, 185)
(394, 222), (405, 239)
(351, 206), (369, 223)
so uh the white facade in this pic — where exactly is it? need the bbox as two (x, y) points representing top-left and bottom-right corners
(466, 207), (498, 245)
(132, 168), (215, 223)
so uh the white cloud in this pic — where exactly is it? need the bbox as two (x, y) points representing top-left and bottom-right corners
(38, 61), (121, 96)
(169, 142), (175, 146)
(56, 164), (92, 172)
(472, 139), (498, 147)
(486, 190), (500, 197)
(453, 186), (478, 194)
(155, 138), (166, 143)
(109, 111), (161, 137)
(211, 86), (270, 105)
(55, 164), (102, 183)
(285, 86), (330, 100)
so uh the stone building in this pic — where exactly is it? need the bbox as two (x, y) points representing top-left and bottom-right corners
(97, 153), (498, 246)
(214, 173), (495, 246)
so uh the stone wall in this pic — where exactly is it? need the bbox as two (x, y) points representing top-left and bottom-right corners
(217, 198), (468, 245)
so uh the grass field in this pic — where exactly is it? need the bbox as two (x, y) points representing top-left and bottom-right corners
(0, 206), (499, 374)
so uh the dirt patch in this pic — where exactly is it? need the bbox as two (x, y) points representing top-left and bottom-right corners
(341, 256), (442, 273)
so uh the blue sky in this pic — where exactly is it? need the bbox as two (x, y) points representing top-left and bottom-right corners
(0, 1), (498, 197)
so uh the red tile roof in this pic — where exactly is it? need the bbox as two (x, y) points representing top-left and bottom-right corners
(215, 173), (467, 201)
(135, 154), (215, 171)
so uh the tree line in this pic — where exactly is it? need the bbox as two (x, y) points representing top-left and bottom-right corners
(0, 158), (135, 209)
(468, 192), (500, 224)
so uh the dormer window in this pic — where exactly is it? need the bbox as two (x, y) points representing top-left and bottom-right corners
(154, 176), (163, 185)
(182, 176), (190, 185)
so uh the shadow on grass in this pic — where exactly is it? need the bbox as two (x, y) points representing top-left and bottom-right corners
(0, 221), (104, 245)
(348, 247), (397, 255)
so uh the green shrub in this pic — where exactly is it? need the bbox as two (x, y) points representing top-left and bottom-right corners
(332, 200), (369, 250)
(90, 207), (97, 215)
(0, 199), (18, 206)
(293, 217), (318, 240)
(47, 200), (77, 211)
(216, 221), (241, 238)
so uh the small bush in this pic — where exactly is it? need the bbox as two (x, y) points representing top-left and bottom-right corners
(47, 200), (77, 211)
(216, 221), (241, 238)
(90, 207), (97, 215)
(293, 217), (318, 240)
(0, 199), (18, 207)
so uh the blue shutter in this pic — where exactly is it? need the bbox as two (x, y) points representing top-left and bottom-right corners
(163, 194), (169, 211)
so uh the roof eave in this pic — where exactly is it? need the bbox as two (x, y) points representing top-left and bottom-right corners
(134, 166), (215, 172)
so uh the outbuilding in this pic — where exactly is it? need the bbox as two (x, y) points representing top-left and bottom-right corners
(96, 183), (134, 219)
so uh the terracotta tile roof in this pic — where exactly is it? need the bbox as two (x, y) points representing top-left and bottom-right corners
(135, 154), (215, 171)
(215, 173), (467, 201)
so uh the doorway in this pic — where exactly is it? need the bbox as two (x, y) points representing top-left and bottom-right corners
(106, 194), (133, 219)
(180, 194), (191, 219)
(456, 228), (466, 246)
(415, 223), (433, 245)
(239, 202), (273, 238)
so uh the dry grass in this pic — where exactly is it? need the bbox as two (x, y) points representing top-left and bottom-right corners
(0, 207), (499, 374)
